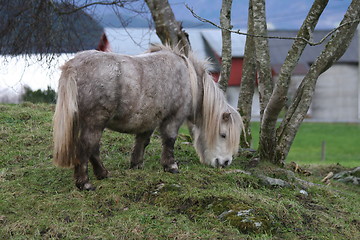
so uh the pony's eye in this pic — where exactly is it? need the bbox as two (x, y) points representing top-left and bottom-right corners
(220, 133), (226, 139)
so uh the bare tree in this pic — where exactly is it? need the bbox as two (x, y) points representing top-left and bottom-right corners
(217, 0), (233, 92)
(145, 0), (190, 55)
(237, 0), (256, 148)
(251, 0), (273, 121)
(245, 0), (359, 165)
(259, 0), (330, 164)
(272, 0), (359, 164)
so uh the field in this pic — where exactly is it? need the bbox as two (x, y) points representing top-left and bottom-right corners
(1, 103), (359, 239)
(250, 122), (360, 167)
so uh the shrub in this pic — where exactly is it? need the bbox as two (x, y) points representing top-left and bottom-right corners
(21, 86), (56, 103)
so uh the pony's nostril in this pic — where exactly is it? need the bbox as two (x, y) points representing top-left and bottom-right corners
(224, 160), (230, 166)
(215, 158), (220, 167)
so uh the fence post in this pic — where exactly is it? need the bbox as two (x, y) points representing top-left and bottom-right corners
(321, 140), (326, 161)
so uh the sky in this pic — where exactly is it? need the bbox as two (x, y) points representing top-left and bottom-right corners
(89, 0), (352, 30)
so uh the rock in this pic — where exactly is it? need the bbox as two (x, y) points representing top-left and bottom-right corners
(218, 209), (234, 220)
(223, 169), (251, 175)
(299, 190), (308, 197)
(337, 176), (359, 185)
(350, 167), (360, 177)
(218, 208), (271, 234)
(258, 175), (291, 188)
(333, 167), (360, 185)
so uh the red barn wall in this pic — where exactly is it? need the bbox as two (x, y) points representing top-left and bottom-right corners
(212, 57), (243, 86)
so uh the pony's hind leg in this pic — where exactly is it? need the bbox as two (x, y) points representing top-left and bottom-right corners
(130, 130), (153, 169)
(90, 141), (109, 180)
(74, 127), (105, 190)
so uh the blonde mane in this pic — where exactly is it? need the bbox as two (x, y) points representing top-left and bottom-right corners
(186, 50), (242, 159)
(200, 69), (241, 155)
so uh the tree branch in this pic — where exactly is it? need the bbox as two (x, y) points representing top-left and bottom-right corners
(218, 0), (233, 92)
(238, 0), (256, 148)
(185, 4), (360, 46)
(52, 1), (125, 15)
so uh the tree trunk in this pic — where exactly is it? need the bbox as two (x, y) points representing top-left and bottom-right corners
(145, 0), (190, 55)
(259, 0), (329, 164)
(275, 0), (359, 163)
(251, 0), (273, 120)
(238, 0), (256, 148)
(218, 0), (233, 93)
(251, 0), (274, 161)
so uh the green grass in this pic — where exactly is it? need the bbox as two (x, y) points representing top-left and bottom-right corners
(250, 122), (360, 167)
(1, 103), (359, 239)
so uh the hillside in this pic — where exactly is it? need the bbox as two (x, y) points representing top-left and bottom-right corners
(0, 103), (359, 239)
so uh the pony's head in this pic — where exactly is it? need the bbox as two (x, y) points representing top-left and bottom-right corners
(193, 104), (242, 168)
(187, 56), (243, 168)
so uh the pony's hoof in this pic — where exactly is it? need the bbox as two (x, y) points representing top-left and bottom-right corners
(164, 163), (180, 174)
(77, 182), (96, 191)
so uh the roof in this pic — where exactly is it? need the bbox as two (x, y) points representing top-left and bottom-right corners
(268, 30), (359, 66)
(0, 0), (103, 54)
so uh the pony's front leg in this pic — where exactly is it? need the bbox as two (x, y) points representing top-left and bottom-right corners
(130, 131), (153, 169)
(161, 137), (180, 173)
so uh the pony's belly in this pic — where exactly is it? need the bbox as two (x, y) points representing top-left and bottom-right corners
(106, 113), (160, 134)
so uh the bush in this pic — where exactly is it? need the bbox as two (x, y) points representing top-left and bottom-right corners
(21, 86), (56, 103)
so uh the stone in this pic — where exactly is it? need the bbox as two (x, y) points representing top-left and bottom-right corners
(258, 175), (291, 188)
(333, 167), (360, 185)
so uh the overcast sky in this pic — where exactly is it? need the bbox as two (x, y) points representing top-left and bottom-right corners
(88, 0), (351, 30)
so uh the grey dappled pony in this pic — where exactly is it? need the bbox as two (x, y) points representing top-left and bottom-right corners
(53, 44), (243, 190)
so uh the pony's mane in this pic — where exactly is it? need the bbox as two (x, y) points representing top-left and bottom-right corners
(200, 69), (241, 154)
(186, 49), (241, 156)
(148, 44), (240, 157)
(148, 44), (182, 56)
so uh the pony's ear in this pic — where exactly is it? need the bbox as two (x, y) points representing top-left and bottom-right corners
(222, 112), (231, 122)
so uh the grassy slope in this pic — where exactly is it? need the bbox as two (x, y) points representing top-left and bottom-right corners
(0, 103), (359, 239)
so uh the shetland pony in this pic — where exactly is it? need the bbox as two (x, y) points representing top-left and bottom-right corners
(53, 44), (243, 190)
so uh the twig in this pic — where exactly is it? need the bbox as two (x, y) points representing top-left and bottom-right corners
(52, 1), (147, 15)
(185, 4), (360, 46)
(321, 172), (334, 185)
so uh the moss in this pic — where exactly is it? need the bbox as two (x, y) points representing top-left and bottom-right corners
(216, 203), (273, 234)
(148, 187), (275, 234)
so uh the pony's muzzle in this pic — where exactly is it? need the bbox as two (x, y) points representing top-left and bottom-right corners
(215, 158), (231, 168)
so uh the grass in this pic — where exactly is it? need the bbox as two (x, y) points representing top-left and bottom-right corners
(1, 103), (359, 239)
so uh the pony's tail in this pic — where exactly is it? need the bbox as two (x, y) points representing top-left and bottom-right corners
(53, 63), (79, 168)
